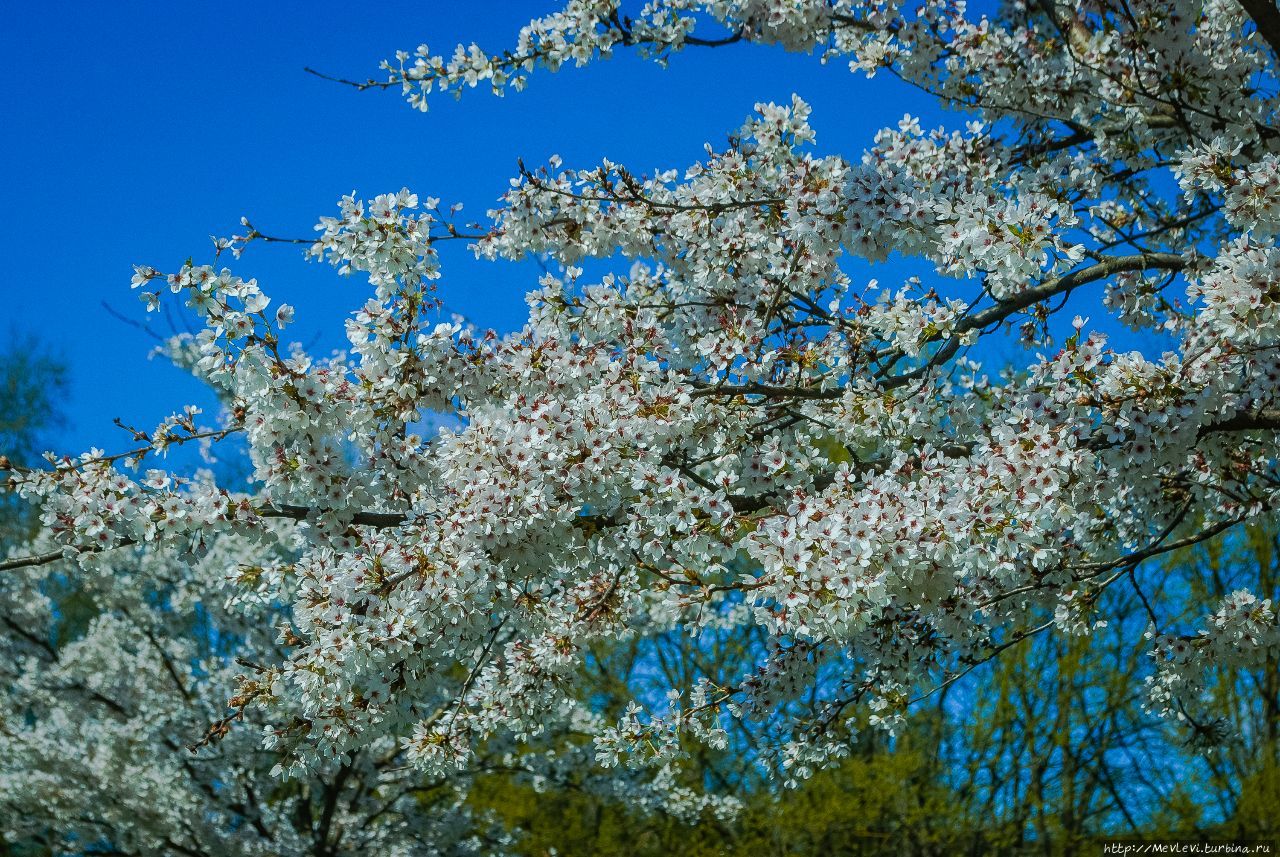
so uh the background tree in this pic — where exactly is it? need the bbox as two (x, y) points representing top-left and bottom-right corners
(0, 334), (66, 545)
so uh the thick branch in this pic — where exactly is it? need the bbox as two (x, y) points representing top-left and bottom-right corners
(259, 504), (407, 528)
(1198, 409), (1280, 436)
(0, 505), (410, 573)
(955, 252), (1186, 335)
(0, 547), (70, 573)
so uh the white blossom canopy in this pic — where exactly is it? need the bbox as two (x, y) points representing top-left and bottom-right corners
(7, 0), (1280, 797)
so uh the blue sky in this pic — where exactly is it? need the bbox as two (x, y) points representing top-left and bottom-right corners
(2, 2), (943, 457)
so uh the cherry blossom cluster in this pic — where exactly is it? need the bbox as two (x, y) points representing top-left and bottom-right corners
(1145, 589), (1279, 736)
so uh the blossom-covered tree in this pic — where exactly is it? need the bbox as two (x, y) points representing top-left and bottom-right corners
(6, 0), (1280, 841)
(0, 533), (501, 855)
